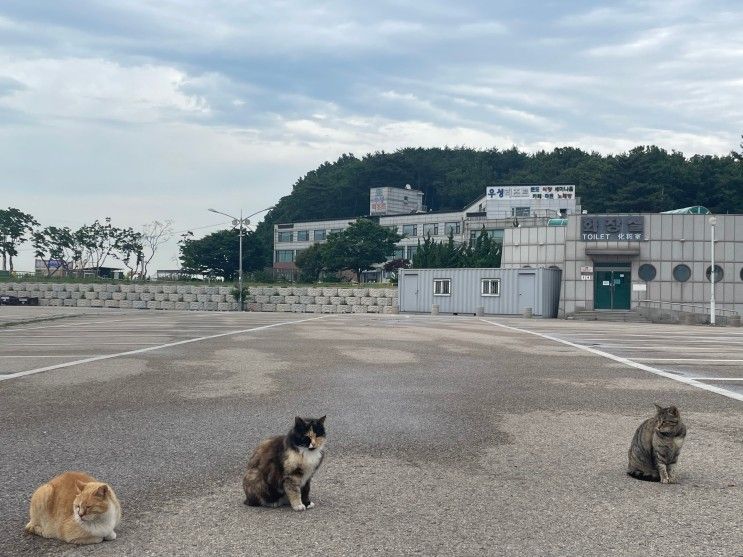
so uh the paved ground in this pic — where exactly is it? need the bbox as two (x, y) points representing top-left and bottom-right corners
(487, 318), (743, 399)
(0, 306), (111, 327)
(0, 311), (741, 556)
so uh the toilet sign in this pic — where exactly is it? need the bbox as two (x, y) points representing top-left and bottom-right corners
(580, 216), (646, 241)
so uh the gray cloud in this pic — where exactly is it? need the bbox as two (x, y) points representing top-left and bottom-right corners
(1, 0), (741, 272)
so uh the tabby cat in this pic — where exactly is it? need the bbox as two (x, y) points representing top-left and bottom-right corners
(25, 471), (122, 544)
(243, 416), (326, 511)
(627, 404), (686, 483)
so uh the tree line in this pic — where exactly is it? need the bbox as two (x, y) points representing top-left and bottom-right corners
(251, 141), (743, 269)
(182, 139), (743, 280)
(0, 207), (172, 279)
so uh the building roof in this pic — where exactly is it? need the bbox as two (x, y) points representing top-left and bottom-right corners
(661, 206), (711, 215)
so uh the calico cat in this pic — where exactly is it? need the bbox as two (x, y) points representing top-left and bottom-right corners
(243, 416), (326, 511)
(628, 404), (686, 483)
(25, 471), (122, 544)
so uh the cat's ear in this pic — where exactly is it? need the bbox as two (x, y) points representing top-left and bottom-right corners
(95, 485), (108, 498)
(295, 416), (306, 428)
(654, 403), (663, 413)
(74, 480), (87, 494)
(318, 415), (326, 424)
(668, 406), (679, 416)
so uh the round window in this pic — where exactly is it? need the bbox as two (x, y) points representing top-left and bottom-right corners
(672, 264), (691, 282)
(706, 265), (723, 283)
(638, 264), (657, 282)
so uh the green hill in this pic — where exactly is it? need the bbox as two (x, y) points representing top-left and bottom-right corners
(253, 144), (743, 269)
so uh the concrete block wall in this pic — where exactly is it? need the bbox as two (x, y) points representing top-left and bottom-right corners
(1, 283), (399, 314)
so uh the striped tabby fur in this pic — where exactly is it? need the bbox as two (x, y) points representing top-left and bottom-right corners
(628, 404), (686, 483)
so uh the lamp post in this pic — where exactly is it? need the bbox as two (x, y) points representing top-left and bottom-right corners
(208, 206), (274, 311)
(709, 216), (717, 325)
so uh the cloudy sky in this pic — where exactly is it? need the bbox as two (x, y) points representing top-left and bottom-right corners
(2, 0), (742, 272)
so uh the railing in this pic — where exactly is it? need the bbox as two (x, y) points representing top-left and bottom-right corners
(637, 299), (739, 318)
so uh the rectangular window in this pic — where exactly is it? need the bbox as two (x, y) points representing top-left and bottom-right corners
(314, 229), (326, 241)
(393, 247), (405, 260)
(481, 278), (501, 296)
(277, 231), (293, 243)
(406, 245), (418, 260)
(402, 224), (417, 237)
(330, 228), (343, 234)
(445, 221), (461, 235)
(296, 230), (309, 242)
(512, 207), (531, 217)
(470, 229), (504, 242)
(275, 250), (294, 262)
(422, 223), (439, 237)
(433, 278), (451, 296)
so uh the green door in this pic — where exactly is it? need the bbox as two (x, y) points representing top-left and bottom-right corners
(594, 266), (631, 310)
(594, 270), (613, 310)
(612, 270), (630, 310)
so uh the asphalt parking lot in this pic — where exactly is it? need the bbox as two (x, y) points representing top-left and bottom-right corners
(0, 310), (741, 556)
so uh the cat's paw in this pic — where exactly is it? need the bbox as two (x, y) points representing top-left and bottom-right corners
(660, 477), (670, 484)
(306, 502), (315, 509)
(292, 503), (306, 511)
(668, 475), (679, 484)
(104, 531), (117, 541)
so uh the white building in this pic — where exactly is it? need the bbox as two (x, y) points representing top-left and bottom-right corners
(272, 185), (580, 279)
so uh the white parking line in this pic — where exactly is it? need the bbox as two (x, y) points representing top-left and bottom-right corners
(0, 315), (326, 382)
(690, 378), (743, 381)
(0, 317), (159, 332)
(0, 355), (100, 358)
(571, 335), (743, 340)
(635, 358), (743, 362)
(4, 334), (178, 338)
(482, 319), (743, 403)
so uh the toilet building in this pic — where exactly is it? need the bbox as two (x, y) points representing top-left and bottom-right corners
(502, 213), (743, 318)
(274, 185), (742, 319)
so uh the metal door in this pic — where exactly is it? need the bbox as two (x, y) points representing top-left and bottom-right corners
(518, 273), (536, 313)
(594, 266), (630, 310)
(594, 270), (613, 310)
(402, 273), (419, 312)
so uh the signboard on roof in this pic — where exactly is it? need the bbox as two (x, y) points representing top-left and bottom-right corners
(486, 185), (575, 201)
(370, 188), (387, 215)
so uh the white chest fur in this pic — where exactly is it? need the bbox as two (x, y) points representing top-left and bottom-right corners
(673, 436), (685, 450)
(74, 504), (119, 538)
(293, 447), (324, 486)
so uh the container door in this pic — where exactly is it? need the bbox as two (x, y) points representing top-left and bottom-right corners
(518, 273), (536, 313)
(402, 273), (419, 312)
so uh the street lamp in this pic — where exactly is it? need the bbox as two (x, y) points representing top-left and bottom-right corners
(709, 216), (717, 325)
(208, 206), (274, 311)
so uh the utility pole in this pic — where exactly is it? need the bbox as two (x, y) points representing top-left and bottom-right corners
(208, 206), (274, 311)
(709, 216), (717, 325)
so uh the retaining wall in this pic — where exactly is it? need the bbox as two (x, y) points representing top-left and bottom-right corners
(0, 283), (399, 314)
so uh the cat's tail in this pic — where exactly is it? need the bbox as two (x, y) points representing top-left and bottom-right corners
(627, 469), (659, 482)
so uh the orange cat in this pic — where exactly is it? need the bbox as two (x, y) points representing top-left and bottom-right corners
(25, 471), (121, 544)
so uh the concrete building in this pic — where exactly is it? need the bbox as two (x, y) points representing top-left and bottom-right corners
(274, 184), (741, 321)
(273, 184), (580, 274)
(502, 213), (743, 319)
